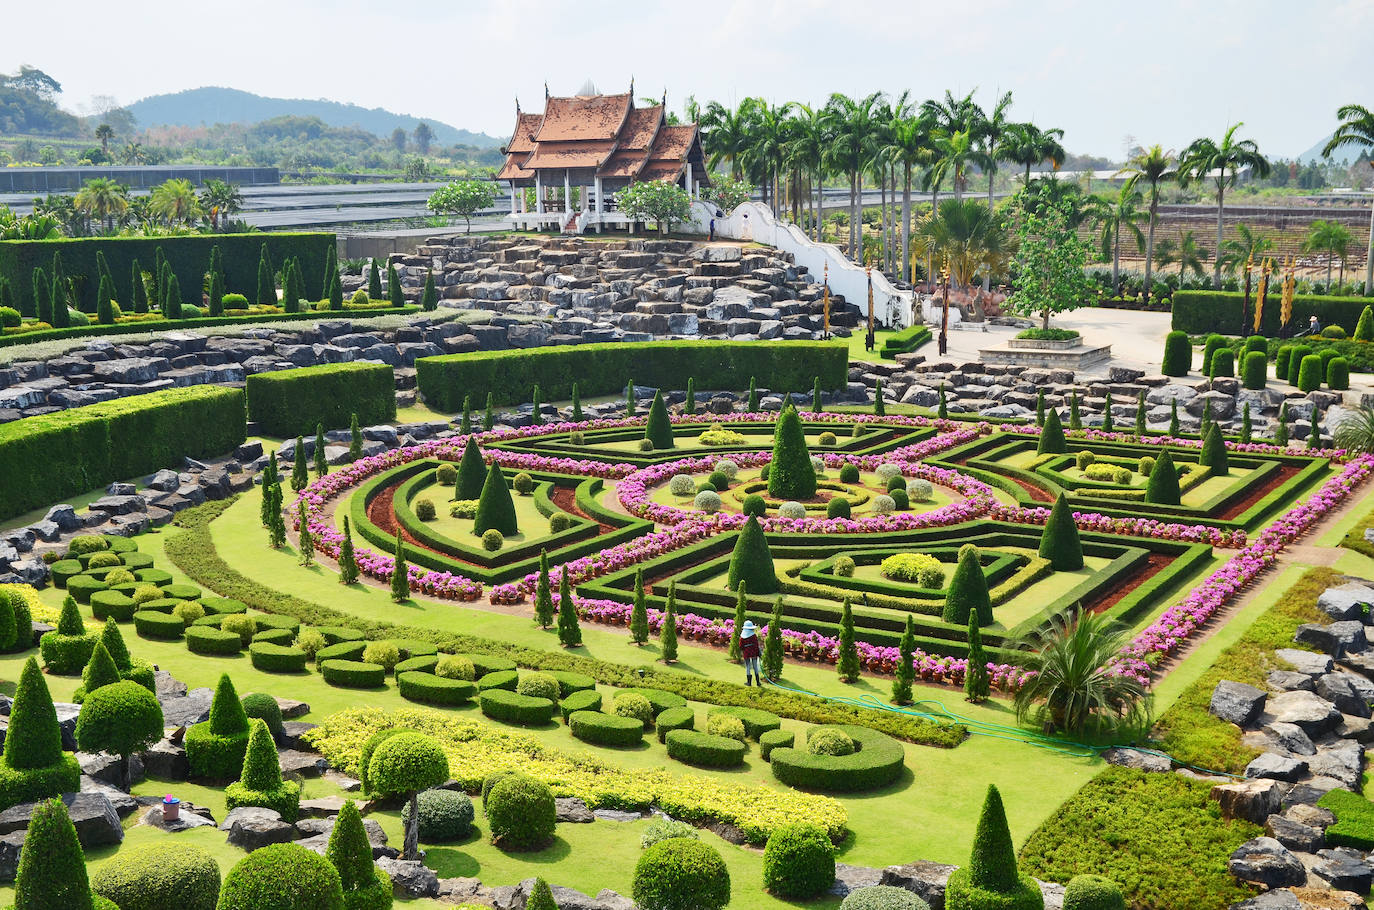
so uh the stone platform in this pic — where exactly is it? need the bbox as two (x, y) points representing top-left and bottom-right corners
(979, 343), (1112, 369)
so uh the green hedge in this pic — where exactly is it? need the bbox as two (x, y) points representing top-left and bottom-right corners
(655, 706), (696, 743)
(133, 610), (185, 639)
(479, 689), (557, 726)
(559, 689), (603, 721)
(185, 626), (242, 655)
(415, 340), (850, 411)
(248, 642), (308, 673)
(707, 705), (782, 740)
(246, 362), (396, 438)
(769, 725), (905, 792)
(1319, 789), (1374, 850)
(396, 671), (477, 706)
(0, 386), (245, 521)
(395, 654), (439, 674)
(90, 590), (136, 622)
(879, 325), (933, 360)
(319, 659), (386, 688)
(759, 729), (795, 761)
(619, 687), (688, 715)
(665, 730), (746, 768)
(0, 232), (334, 315)
(548, 670), (597, 696)
(478, 668), (519, 691)
(1172, 289), (1374, 335)
(316, 640), (366, 662)
(569, 710), (646, 747)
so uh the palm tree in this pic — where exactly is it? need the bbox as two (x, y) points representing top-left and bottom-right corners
(931, 129), (981, 203)
(94, 124), (114, 156)
(1303, 219), (1355, 291)
(1334, 405), (1374, 454)
(700, 100), (751, 180)
(1180, 124), (1272, 288)
(1154, 230), (1210, 278)
(976, 91), (1014, 208)
(918, 198), (1006, 289)
(1323, 104), (1374, 294)
(784, 104), (829, 241)
(823, 92), (884, 261)
(73, 178), (129, 233)
(1117, 145), (1177, 299)
(1012, 609), (1150, 736)
(120, 141), (146, 165)
(1219, 223), (1274, 276)
(149, 178), (202, 227)
(200, 179), (244, 232)
(887, 108), (935, 282)
(1096, 180), (1147, 295)
(1003, 122), (1066, 183)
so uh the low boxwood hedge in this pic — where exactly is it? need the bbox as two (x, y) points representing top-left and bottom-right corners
(253, 614), (301, 634)
(548, 670), (596, 695)
(320, 659), (386, 688)
(619, 687), (687, 715)
(314, 625), (366, 643)
(119, 551), (155, 570)
(162, 583), (202, 601)
(316, 640), (366, 662)
(185, 625), (242, 655)
(138, 597), (183, 614)
(200, 596), (248, 615)
(135, 568), (173, 586)
(463, 653), (517, 676)
(769, 725), (905, 792)
(90, 842), (222, 910)
(133, 610), (185, 639)
(395, 654), (439, 674)
(655, 706), (695, 744)
(479, 689), (556, 726)
(759, 729), (796, 761)
(49, 559), (84, 587)
(90, 590), (137, 622)
(665, 729), (747, 768)
(478, 669), (519, 691)
(708, 705), (782, 740)
(385, 638), (438, 659)
(67, 574), (108, 603)
(251, 628), (294, 646)
(569, 710), (646, 747)
(249, 642), (309, 673)
(397, 671), (477, 706)
(559, 689), (603, 721)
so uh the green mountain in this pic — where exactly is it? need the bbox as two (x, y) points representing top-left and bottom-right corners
(127, 86), (501, 148)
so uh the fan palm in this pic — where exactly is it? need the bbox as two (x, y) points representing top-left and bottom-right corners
(1323, 104), (1374, 294)
(1334, 405), (1374, 454)
(94, 124), (114, 155)
(1180, 124), (1272, 288)
(200, 179), (244, 233)
(73, 177), (129, 233)
(919, 198), (1004, 288)
(149, 178), (202, 226)
(1012, 609), (1150, 736)
(1155, 230), (1210, 277)
(1117, 145), (1177, 299)
(1303, 219), (1355, 291)
(1096, 180), (1147, 295)
(1219, 223), (1274, 276)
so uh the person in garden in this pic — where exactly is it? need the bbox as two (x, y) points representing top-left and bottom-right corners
(739, 619), (762, 686)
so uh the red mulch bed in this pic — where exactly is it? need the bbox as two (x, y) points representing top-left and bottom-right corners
(1084, 552), (1172, 615)
(1213, 463), (1302, 521)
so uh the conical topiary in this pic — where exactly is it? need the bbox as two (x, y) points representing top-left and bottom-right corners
(473, 462), (518, 536)
(660, 583), (678, 663)
(629, 569), (650, 645)
(1200, 423), (1229, 476)
(209, 673), (249, 736)
(1035, 390), (1045, 426)
(1037, 407), (1065, 455)
(748, 376), (759, 412)
(456, 442), (486, 500)
(874, 378), (886, 415)
(314, 423), (328, 478)
(484, 392), (495, 431)
(1101, 393), (1114, 432)
(762, 597), (784, 680)
(892, 615), (915, 706)
(1069, 391), (1081, 430)
(728, 584), (748, 662)
(6, 658), (65, 771)
(1275, 402), (1289, 446)
(625, 379), (636, 417)
(80, 641), (120, 697)
(349, 413), (362, 460)
(1240, 403), (1252, 444)
(727, 516), (779, 595)
(1355, 305), (1374, 342)
(943, 785), (1043, 908)
(339, 516), (359, 585)
(942, 545), (992, 627)
(767, 404), (816, 499)
(291, 436), (308, 492)
(645, 390), (674, 449)
(530, 385), (543, 426)
(327, 799), (392, 908)
(226, 718), (301, 822)
(837, 598), (860, 683)
(1038, 493), (1083, 571)
(58, 595), (84, 635)
(965, 614), (990, 703)
(390, 531), (409, 603)
(684, 378), (696, 416)
(557, 572), (582, 647)
(1134, 391), (1147, 436)
(571, 383), (583, 421)
(527, 877), (558, 910)
(1168, 400), (1180, 437)
(1145, 449), (1181, 505)
(534, 550), (555, 629)
(13, 798), (97, 910)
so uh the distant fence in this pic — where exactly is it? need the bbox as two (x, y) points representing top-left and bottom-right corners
(0, 166), (280, 194)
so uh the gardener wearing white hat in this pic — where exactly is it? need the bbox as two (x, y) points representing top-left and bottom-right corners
(739, 619), (762, 686)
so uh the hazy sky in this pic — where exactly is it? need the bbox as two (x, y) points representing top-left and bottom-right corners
(8, 0), (1373, 160)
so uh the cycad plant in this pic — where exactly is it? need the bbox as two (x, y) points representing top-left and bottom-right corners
(1334, 404), (1374, 454)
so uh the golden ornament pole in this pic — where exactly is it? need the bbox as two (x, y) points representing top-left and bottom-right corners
(938, 256), (951, 357)
(1254, 257), (1271, 336)
(1281, 256), (1295, 335)
(865, 263), (875, 353)
(822, 263), (831, 340)
(1241, 254), (1253, 338)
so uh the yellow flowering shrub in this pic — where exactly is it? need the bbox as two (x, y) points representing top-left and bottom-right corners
(1, 584), (57, 625)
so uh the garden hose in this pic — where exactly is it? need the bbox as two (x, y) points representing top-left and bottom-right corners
(760, 676), (1243, 777)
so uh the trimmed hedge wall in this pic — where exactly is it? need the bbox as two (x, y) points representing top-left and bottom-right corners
(759, 729), (795, 761)
(246, 362), (396, 438)
(559, 689), (603, 721)
(879, 325), (933, 360)
(0, 386), (245, 522)
(769, 725), (905, 792)
(479, 689), (557, 726)
(708, 705), (782, 740)
(319, 659), (386, 688)
(1172, 290), (1374, 336)
(397, 671), (477, 706)
(415, 340), (850, 411)
(665, 729), (747, 768)
(569, 710), (646, 747)
(248, 642), (308, 673)
(655, 706), (696, 743)
(0, 232), (334, 315)
(185, 626), (242, 655)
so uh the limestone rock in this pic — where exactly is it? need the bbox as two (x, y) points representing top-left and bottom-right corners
(1228, 837), (1307, 888)
(1213, 779), (1283, 825)
(1211, 680), (1267, 726)
(220, 806), (294, 850)
(880, 860), (957, 909)
(376, 857), (440, 898)
(1266, 690), (1342, 737)
(1318, 584), (1374, 622)
(1246, 752), (1309, 782)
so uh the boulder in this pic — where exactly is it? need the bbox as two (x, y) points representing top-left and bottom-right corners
(830, 863), (884, 897)
(1266, 690), (1343, 737)
(0, 830), (21, 882)
(159, 687), (214, 727)
(1316, 674), (1373, 718)
(1268, 671), (1316, 693)
(77, 751), (144, 788)
(1246, 753), (1309, 782)
(1228, 837), (1307, 888)
(880, 860), (957, 909)
(277, 749), (328, 778)
(1318, 584), (1374, 622)
(42, 504), (82, 531)
(1295, 621), (1366, 657)
(1307, 741), (1364, 789)
(298, 796), (347, 818)
(140, 802), (216, 833)
(1212, 778), (1283, 825)
(221, 806), (294, 850)
(1210, 680), (1267, 726)
(375, 857), (440, 898)
(1261, 722), (1317, 756)
(556, 797), (594, 823)
(1229, 891), (1302, 910)
(1265, 814), (1323, 853)
(1311, 852), (1373, 893)
(0, 792), (122, 848)
(1101, 747), (1171, 772)
(1275, 649), (1334, 677)
(140, 738), (189, 780)
(79, 777), (137, 817)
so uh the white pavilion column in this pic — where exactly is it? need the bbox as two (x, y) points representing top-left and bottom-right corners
(535, 172), (545, 214)
(684, 168), (692, 198)
(564, 170), (571, 216)
(509, 183), (517, 215)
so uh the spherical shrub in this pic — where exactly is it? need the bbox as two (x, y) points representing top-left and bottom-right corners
(1138, 456), (1156, 475)
(709, 459), (737, 481)
(362, 641), (401, 672)
(104, 568), (134, 586)
(549, 511), (574, 533)
(872, 494), (895, 514)
(707, 470), (730, 491)
(763, 823), (836, 899)
(569, 430), (585, 444)
(886, 475), (906, 493)
(481, 529), (504, 552)
(513, 472), (534, 494)
(1062, 874), (1126, 910)
(841, 886), (930, 910)
(131, 584), (162, 606)
(401, 788), (475, 842)
(240, 693), (284, 738)
(68, 535), (110, 556)
(436, 654), (476, 680)
(741, 494), (767, 517)
(839, 463), (860, 483)
(669, 474), (696, 496)
(694, 490), (722, 513)
(819, 431), (838, 446)
(810, 455), (826, 475)
(294, 629), (327, 659)
(221, 614), (257, 646)
(778, 501), (806, 519)
(875, 463), (902, 483)
(368, 732), (450, 800)
(641, 817), (700, 849)
(826, 497), (851, 519)
(633, 839), (730, 910)
(516, 671), (559, 701)
(906, 478), (933, 502)
(808, 727), (856, 756)
(216, 842), (343, 910)
(485, 774), (556, 851)
(697, 480), (717, 494)
(0, 306), (20, 328)
(92, 842), (221, 910)
(1322, 325), (1348, 339)
(1075, 450), (1095, 469)
(637, 438), (655, 452)
(436, 463), (457, 485)
(613, 692), (654, 726)
(88, 551), (122, 569)
(834, 556), (856, 578)
(705, 713), (746, 742)
(890, 488), (909, 510)
(414, 498), (437, 521)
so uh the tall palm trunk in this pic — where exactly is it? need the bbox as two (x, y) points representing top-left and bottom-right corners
(902, 164), (912, 285)
(1112, 221), (1121, 294)
(1365, 178), (1374, 294)
(1327, 250), (1334, 290)
(983, 166), (996, 292)
(1144, 187), (1159, 300)
(813, 167), (822, 241)
(954, 167), (963, 203)
(929, 186), (940, 290)
(880, 177), (889, 273)
(856, 170), (864, 263)
(1213, 179), (1225, 289)
(849, 170), (858, 260)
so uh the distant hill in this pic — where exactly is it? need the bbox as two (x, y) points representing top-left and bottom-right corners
(127, 87), (502, 148)
(1297, 130), (1373, 164)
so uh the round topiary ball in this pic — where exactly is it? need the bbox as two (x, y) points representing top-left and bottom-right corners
(694, 490), (722, 513)
(88, 551), (122, 569)
(714, 459), (739, 480)
(669, 474), (696, 497)
(819, 431), (837, 446)
(240, 693), (284, 738)
(414, 498), (437, 521)
(367, 732), (449, 800)
(222, 614), (257, 646)
(834, 556), (856, 578)
(876, 463), (902, 483)
(436, 463), (457, 485)
(485, 774), (556, 851)
(549, 511), (574, 533)
(808, 727), (855, 756)
(839, 463), (860, 483)
(840, 885), (931, 910)
(637, 438), (655, 452)
(873, 494), (896, 514)
(92, 842), (221, 910)
(132, 584), (162, 606)
(763, 823), (836, 899)
(482, 530), (504, 552)
(826, 497), (851, 520)
(362, 640), (401, 672)
(778, 501), (806, 519)
(436, 654), (476, 680)
(1063, 874), (1126, 910)
(613, 692), (654, 725)
(906, 479), (933, 502)
(706, 713), (746, 742)
(633, 839), (731, 910)
(400, 788), (475, 843)
(886, 475), (906, 493)
(889, 489), (910, 511)
(513, 473), (534, 495)
(707, 470), (730, 490)
(216, 842), (342, 910)
(741, 494), (767, 517)
(516, 671), (559, 701)
(174, 601), (205, 627)
(568, 430), (585, 444)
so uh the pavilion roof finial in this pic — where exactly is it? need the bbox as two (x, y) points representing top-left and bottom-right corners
(544, 81), (550, 100)
(515, 95), (521, 113)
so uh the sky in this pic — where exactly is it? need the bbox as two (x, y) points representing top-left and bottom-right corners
(7, 0), (1373, 161)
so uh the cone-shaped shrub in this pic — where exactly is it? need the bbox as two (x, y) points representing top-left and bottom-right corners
(530, 386), (543, 426)
(944, 785), (1043, 910)
(327, 799), (392, 909)
(767, 405), (816, 499)
(14, 798), (105, 910)
(727, 516), (779, 595)
(339, 516), (359, 585)
(748, 376), (759, 412)
(314, 423), (328, 477)
(1356, 306), (1374, 342)
(684, 378), (696, 415)
(1133, 391), (1147, 436)
(1100, 393), (1114, 432)
(1242, 351), (1267, 390)
(291, 436), (308, 492)
(390, 531), (409, 603)
(185, 674), (251, 781)
(226, 719), (300, 822)
(534, 550), (555, 629)
(1328, 356), (1350, 391)
(421, 269), (437, 311)
(1038, 493), (1083, 570)
(100, 617), (131, 673)
(874, 378), (886, 415)
(1037, 407), (1065, 455)
(42, 596), (95, 674)
(1145, 449), (1181, 505)
(1297, 354), (1323, 392)
(645, 390), (674, 449)
(630, 569), (650, 645)
(1240, 403), (1253, 444)
(1069, 391), (1081, 430)
(1200, 423), (1229, 476)
(1161, 331), (1191, 376)
(943, 546), (992, 627)
(1035, 390), (1045, 427)
(1168, 400), (1179, 437)
(728, 584), (748, 661)
(0, 658), (81, 809)
(660, 584), (678, 663)
(526, 878), (557, 910)
(965, 614), (991, 704)
(938, 384), (948, 419)
(473, 462), (518, 536)
(557, 572), (582, 647)
(837, 599), (860, 683)
(892, 615), (915, 705)
(81, 641), (121, 697)
(456, 442), (486, 500)
(763, 598), (784, 680)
